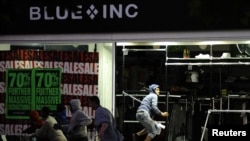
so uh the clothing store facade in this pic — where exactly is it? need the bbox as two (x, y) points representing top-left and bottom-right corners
(1, 0), (250, 141)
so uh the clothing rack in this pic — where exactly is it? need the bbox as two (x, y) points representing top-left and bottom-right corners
(200, 109), (250, 141)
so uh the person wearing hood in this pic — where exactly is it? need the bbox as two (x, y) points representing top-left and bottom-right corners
(132, 84), (169, 141)
(35, 106), (67, 141)
(68, 99), (92, 141)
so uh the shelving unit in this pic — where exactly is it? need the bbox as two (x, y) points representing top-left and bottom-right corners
(165, 44), (250, 96)
(166, 44), (250, 66)
(165, 44), (250, 141)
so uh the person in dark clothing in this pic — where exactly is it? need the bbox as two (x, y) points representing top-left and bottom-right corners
(55, 104), (68, 125)
(54, 103), (70, 137)
(22, 110), (44, 134)
(90, 96), (124, 141)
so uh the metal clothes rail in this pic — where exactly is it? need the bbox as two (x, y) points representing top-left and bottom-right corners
(165, 62), (250, 66)
(200, 109), (250, 141)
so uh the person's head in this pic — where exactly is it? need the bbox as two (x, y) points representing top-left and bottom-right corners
(29, 110), (40, 121)
(41, 106), (50, 119)
(57, 103), (66, 112)
(149, 84), (160, 95)
(69, 99), (82, 112)
(89, 96), (100, 110)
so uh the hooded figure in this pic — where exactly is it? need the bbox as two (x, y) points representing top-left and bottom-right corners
(149, 84), (159, 93)
(68, 99), (92, 141)
(132, 84), (169, 141)
(140, 84), (162, 116)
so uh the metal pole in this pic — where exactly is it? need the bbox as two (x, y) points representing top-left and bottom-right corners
(122, 45), (126, 133)
(123, 48), (166, 52)
(200, 109), (250, 141)
(165, 45), (169, 141)
(165, 62), (250, 66)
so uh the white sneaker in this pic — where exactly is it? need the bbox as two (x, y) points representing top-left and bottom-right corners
(156, 122), (165, 129)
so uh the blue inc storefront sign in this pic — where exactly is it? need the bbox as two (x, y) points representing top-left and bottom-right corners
(0, 0), (147, 34)
(1, 0), (250, 34)
(29, 4), (138, 20)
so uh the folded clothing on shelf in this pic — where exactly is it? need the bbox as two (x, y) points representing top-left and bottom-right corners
(195, 53), (210, 58)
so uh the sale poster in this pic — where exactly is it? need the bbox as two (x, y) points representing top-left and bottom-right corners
(5, 68), (61, 119)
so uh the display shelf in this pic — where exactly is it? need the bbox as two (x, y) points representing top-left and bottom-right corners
(165, 62), (250, 66)
(166, 57), (250, 66)
(167, 57), (250, 60)
(166, 44), (250, 66)
(116, 93), (184, 98)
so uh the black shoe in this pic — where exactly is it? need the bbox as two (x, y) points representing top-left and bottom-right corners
(132, 134), (139, 141)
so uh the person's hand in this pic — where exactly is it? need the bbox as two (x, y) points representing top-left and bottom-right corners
(98, 131), (104, 140)
(161, 112), (169, 117)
